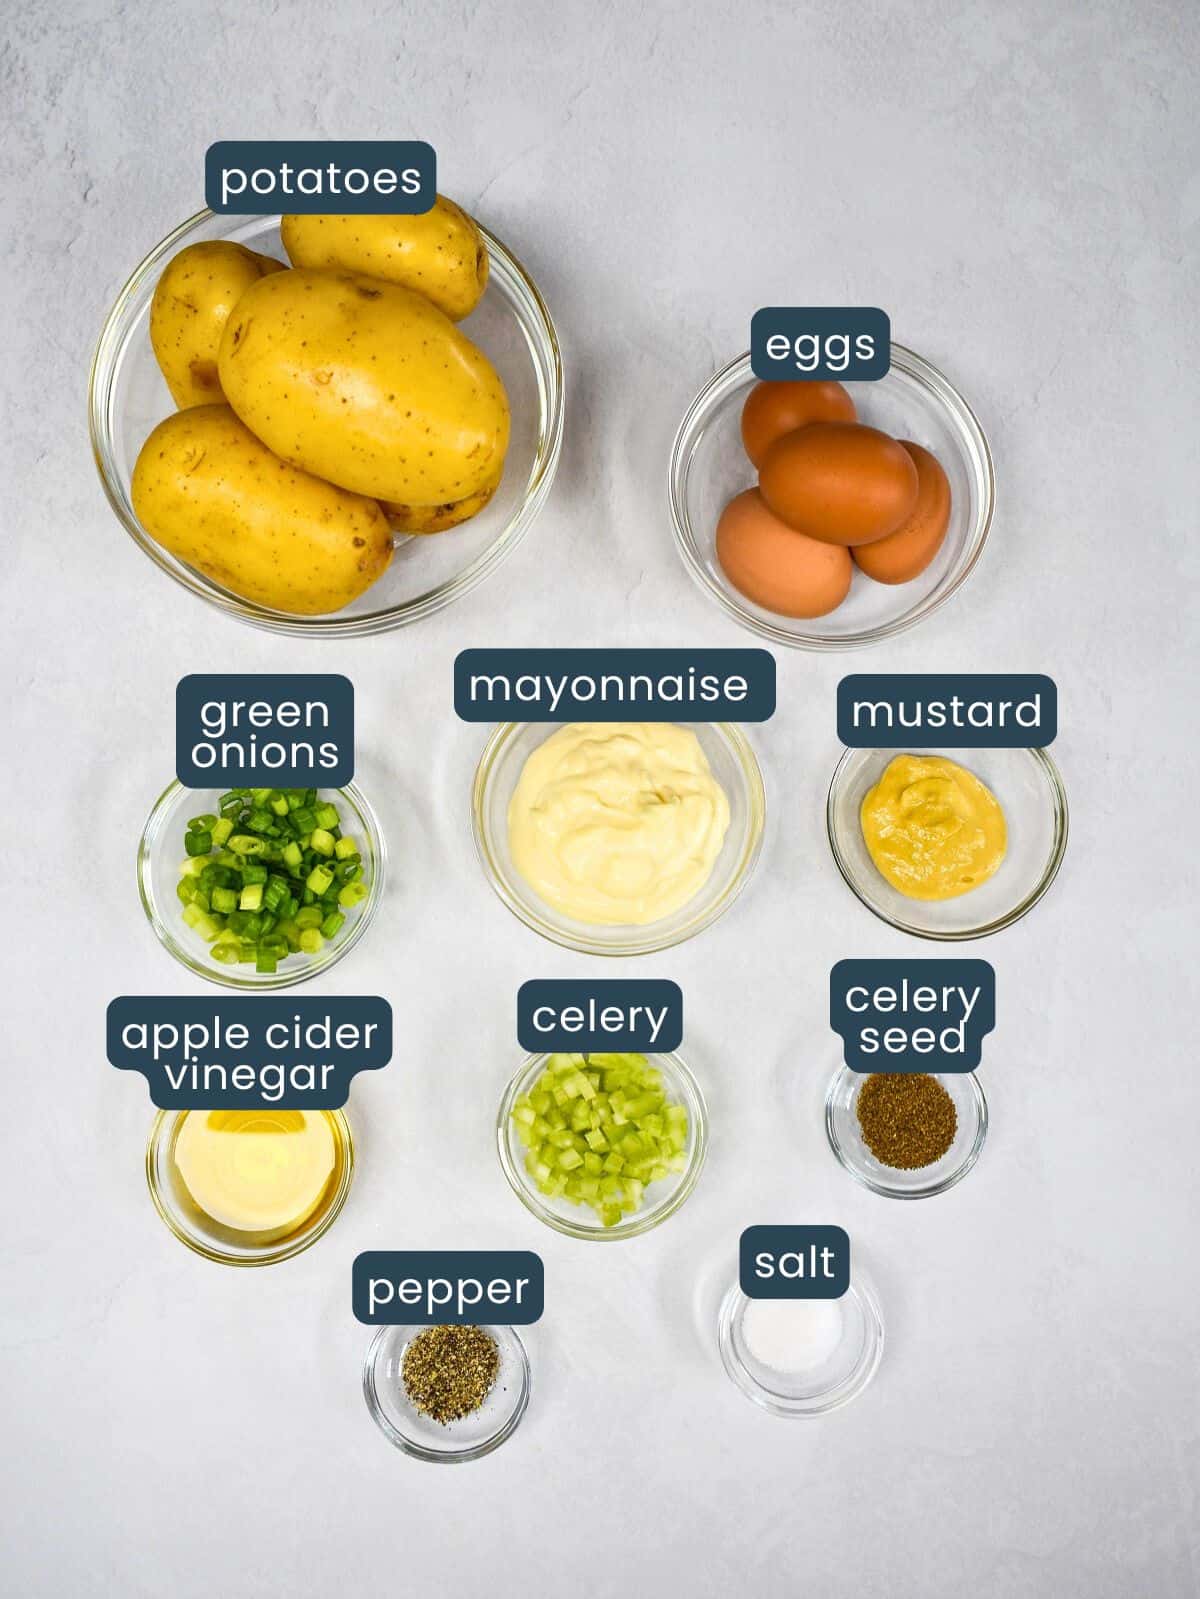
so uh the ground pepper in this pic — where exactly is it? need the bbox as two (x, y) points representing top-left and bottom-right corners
(855, 1073), (957, 1169)
(401, 1325), (500, 1425)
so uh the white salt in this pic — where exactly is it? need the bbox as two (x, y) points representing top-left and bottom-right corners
(742, 1297), (844, 1373)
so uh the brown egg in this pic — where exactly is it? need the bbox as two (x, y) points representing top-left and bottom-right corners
(853, 442), (951, 583)
(759, 421), (920, 546)
(716, 488), (853, 618)
(740, 380), (857, 467)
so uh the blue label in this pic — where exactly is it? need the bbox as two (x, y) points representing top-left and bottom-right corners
(107, 997), (391, 1108)
(206, 141), (435, 214)
(177, 674), (353, 786)
(517, 980), (682, 1052)
(751, 308), (890, 381)
(353, 1251), (544, 1324)
(739, 1226), (850, 1299)
(838, 674), (1057, 748)
(830, 959), (994, 1072)
(454, 648), (775, 721)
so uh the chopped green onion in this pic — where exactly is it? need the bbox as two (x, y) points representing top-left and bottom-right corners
(177, 790), (370, 972)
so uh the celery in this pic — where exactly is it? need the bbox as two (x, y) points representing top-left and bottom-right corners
(511, 1052), (689, 1226)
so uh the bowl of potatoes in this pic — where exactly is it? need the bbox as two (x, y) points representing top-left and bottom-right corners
(90, 201), (564, 635)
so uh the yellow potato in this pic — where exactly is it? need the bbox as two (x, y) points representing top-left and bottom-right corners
(149, 241), (284, 408)
(381, 466), (501, 535)
(131, 405), (393, 614)
(281, 197), (488, 320)
(218, 268), (509, 504)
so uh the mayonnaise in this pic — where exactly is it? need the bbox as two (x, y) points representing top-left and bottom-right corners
(507, 723), (731, 926)
(173, 1108), (337, 1241)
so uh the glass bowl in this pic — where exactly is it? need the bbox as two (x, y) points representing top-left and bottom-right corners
(89, 209), (564, 636)
(496, 1051), (708, 1240)
(145, 1108), (354, 1266)
(363, 1324), (530, 1462)
(138, 778), (385, 989)
(825, 1066), (988, 1199)
(471, 722), (766, 955)
(718, 1274), (884, 1417)
(668, 345), (994, 649)
(827, 745), (1067, 940)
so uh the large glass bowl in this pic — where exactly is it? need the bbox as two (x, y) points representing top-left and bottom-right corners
(496, 1051), (708, 1240)
(90, 209), (563, 635)
(827, 745), (1067, 940)
(471, 721), (766, 956)
(668, 344), (993, 649)
(138, 778), (385, 989)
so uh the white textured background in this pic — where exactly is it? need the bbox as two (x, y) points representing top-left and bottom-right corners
(4, 2), (1198, 1594)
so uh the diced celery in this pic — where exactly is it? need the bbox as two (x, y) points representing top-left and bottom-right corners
(510, 1052), (691, 1227)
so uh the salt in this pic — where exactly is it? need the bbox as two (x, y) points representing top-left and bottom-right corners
(742, 1297), (844, 1373)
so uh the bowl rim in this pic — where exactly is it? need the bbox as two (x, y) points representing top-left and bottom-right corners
(137, 776), (386, 990)
(826, 744), (1069, 941)
(88, 208), (564, 637)
(145, 1107), (355, 1266)
(667, 342), (996, 651)
(496, 1049), (709, 1240)
(824, 1065), (989, 1199)
(718, 1275), (885, 1416)
(471, 720), (767, 956)
(362, 1323), (531, 1462)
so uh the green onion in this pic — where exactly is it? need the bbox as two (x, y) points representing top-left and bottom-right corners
(177, 789), (370, 972)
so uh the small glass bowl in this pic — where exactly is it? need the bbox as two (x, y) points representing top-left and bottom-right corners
(89, 209), (563, 636)
(363, 1324), (531, 1462)
(718, 1276), (884, 1417)
(471, 722), (766, 955)
(145, 1108), (354, 1266)
(496, 1051), (708, 1240)
(825, 1066), (988, 1199)
(827, 745), (1068, 940)
(138, 779), (385, 989)
(668, 345), (994, 650)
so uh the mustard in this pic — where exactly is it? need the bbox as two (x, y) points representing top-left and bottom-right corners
(507, 723), (730, 926)
(173, 1108), (337, 1242)
(860, 754), (1006, 901)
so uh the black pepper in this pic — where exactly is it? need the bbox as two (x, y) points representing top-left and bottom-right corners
(401, 1325), (500, 1425)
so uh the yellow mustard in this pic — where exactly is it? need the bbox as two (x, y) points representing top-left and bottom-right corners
(860, 754), (1007, 901)
(173, 1108), (337, 1242)
(507, 722), (731, 926)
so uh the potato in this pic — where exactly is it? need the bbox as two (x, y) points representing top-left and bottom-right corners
(149, 241), (284, 408)
(131, 405), (393, 614)
(381, 466), (501, 535)
(218, 268), (509, 504)
(281, 197), (487, 320)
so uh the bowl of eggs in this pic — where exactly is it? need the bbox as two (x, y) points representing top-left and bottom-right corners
(668, 344), (994, 650)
